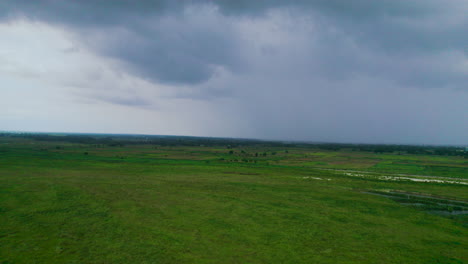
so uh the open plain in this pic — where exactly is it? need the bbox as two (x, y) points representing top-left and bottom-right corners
(0, 134), (467, 263)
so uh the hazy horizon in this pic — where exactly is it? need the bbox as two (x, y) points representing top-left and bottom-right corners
(2, 129), (466, 147)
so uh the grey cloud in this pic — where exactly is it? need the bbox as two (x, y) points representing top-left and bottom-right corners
(0, 0), (175, 26)
(82, 10), (243, 84)
(1, 1), (467, 144)
(215, 0), (433, 17)
(73, 89), (154, 108)
(1, 0), (466, 87)
(95, 95), (152, 108)
(216, 0), (467, 50)
(3, 1), (246, 85)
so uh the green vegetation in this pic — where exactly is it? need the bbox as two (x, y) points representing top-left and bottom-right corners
(0, 134), (467, 263)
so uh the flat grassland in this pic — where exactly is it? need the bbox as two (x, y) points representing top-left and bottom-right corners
(1, 137), (467, 263)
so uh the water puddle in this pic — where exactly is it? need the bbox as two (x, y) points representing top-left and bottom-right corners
(302, 176), (331, 181)
(342, 172), (468, 185)
(364, 190), (468, 217)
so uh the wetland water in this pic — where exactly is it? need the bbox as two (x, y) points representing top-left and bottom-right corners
(364, 191), (468, 216)
(336, 170), (468, 185)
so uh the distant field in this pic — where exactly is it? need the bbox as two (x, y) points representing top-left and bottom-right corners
(1, 136), (467, 263)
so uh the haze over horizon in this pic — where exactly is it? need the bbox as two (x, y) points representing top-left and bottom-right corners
(1, 1), (467, 145)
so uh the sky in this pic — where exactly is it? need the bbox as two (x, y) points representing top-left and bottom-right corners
(0, 0), (467, 145)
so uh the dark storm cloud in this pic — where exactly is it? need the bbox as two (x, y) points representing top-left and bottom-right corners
(94, 95), (152, 107)
(1, 0), (467, 144)
(224, 0), (468, 90)
(2, 0), (466, 87)
(0, 0), (175, 25)
(216, 0), (467, 54)
(80, 11), (243, 84)
(1, 0), (243, 84)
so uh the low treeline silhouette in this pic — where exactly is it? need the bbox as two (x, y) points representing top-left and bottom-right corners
(1, 132), (466, 157)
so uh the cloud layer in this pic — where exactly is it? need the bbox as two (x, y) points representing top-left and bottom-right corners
(1, 1), (467, 144)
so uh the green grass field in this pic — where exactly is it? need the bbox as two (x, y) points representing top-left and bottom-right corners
(1, 137), (467, 263)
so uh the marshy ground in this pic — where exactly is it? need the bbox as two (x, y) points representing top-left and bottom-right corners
(0, 135), (467, 263)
